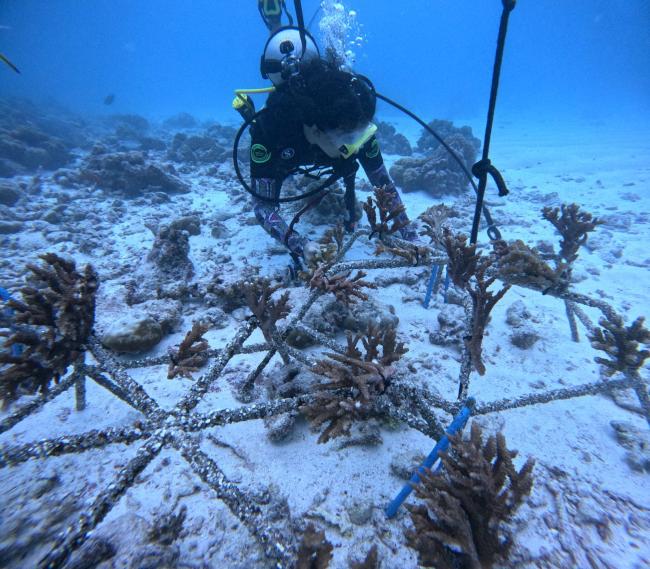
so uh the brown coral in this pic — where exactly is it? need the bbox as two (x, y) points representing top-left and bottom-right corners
(419, 204), (456, 248)
(493, 239), (568, 294)
(442, 228), (479, 290)
(296, 524), (333, 569)
(243, 278), (291, 342)
(309, 267), (377, 306)
(0, 253), (98, 405)
(406, 423), (535, 569)
(542, 203), (601, 264)
(363, 186), (408, 238)
(589, 315), (650, 376)
(443, 229), (510, 375)
(373, 242), (430, 265)
(167, 321), (210, 379)
(300, 324), (407, 443)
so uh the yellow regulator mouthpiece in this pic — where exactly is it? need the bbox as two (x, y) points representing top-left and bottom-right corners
(337, 122), (377, 159)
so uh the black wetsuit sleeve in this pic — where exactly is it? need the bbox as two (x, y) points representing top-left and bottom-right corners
(356, 135), (415, 239)
(357, 135), (394, 189)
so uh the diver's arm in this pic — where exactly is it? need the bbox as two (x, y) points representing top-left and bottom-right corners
(357, 137), (417, 240)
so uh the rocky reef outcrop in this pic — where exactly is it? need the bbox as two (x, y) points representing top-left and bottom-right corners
(376, 121), (412, 156)
(416, 119), (480, 155)
(390, 120), (481, 196)
(77, 147), (189, 196)
(0, 98), (90, 177)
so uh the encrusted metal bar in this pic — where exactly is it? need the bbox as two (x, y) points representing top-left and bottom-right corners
(374, 397), (440, 439)
(0, 424), (151, 468)
(240, 342), (272, 354)
(432, 261), (445, 295)
(331, 258), (431, 273)
(38, 436), (164, 569)
(183, 394), (317, 432)
(544, 290), (618, 321)
(277, 342), (318, 368)
(175, 318), (257, 413)
(292, 324), (347, 354)
(457, 298), (474, 401)
(565, 300), (580, 342)
(88, 337), (162, 418)
(74, 366), (86, 412)
(413, 398), (446, 440)
(0, 374), (76, 435)
(238, 349), (277, 401)
(473, 376), (634, 415)
(84, 368), (144, 412)
(270, 329), (291, 365)
(173, 434), (296, 568)
(572, 304), (596, 335)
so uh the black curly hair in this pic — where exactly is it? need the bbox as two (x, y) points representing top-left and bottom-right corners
(265, 59), (376, 133)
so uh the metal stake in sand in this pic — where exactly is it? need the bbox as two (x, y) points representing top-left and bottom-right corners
(385, 398), (475, 518)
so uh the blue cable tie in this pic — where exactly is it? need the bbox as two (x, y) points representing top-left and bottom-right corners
(1, 285), (23, 356)
(443, 266), (451, 304)
(422, 265), (439, 308)
(385, 398), (474, 519)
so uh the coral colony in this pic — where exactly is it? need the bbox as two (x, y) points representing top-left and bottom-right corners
(0, 101), (648, 567)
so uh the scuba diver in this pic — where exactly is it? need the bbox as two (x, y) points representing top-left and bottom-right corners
(241, 5), (417, 270)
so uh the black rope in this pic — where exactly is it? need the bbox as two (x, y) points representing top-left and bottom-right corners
(469, 0), (516, 244)
(306, 5), (322, 30)
(374, 90), (502, 241)
(293, 0), (308, 59)
(282, 0), (294, 26)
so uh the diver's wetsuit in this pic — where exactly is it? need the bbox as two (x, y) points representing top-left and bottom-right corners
(249, 113), (413, 261)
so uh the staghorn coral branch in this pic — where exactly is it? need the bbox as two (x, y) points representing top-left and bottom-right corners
(243, 278), (291, 342)
(589, 315), (650, 376)
(493, 239), (568, 294)
(542, 203), (601, 264)
(168, 320), (210, 379)
(363, 186), (409, 237)
(406, 423), (534, 569)
(309, 266), (377, 306)
(296, 524), (333, 569)
(1, 253), (98, 405)
(176, 318), (257, 413)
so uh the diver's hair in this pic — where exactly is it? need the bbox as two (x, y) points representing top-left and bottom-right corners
(266, 59), (376, 133)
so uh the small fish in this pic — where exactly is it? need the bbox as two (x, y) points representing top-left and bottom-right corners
(0, 53), (20, 74)
(104, 94), (115, 105)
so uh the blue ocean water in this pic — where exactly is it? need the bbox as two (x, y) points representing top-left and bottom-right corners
(2, 0), (648, 126)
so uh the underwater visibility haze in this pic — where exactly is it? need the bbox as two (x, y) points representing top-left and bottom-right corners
(0, 1), (649, 568)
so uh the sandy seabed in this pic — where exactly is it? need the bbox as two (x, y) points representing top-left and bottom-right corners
(1, 108), (649, 569)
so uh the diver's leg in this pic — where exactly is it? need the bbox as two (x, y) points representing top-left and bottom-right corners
(252, 178), (307, 263)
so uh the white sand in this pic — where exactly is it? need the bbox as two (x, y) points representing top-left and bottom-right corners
(1, 114), (649, 568)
